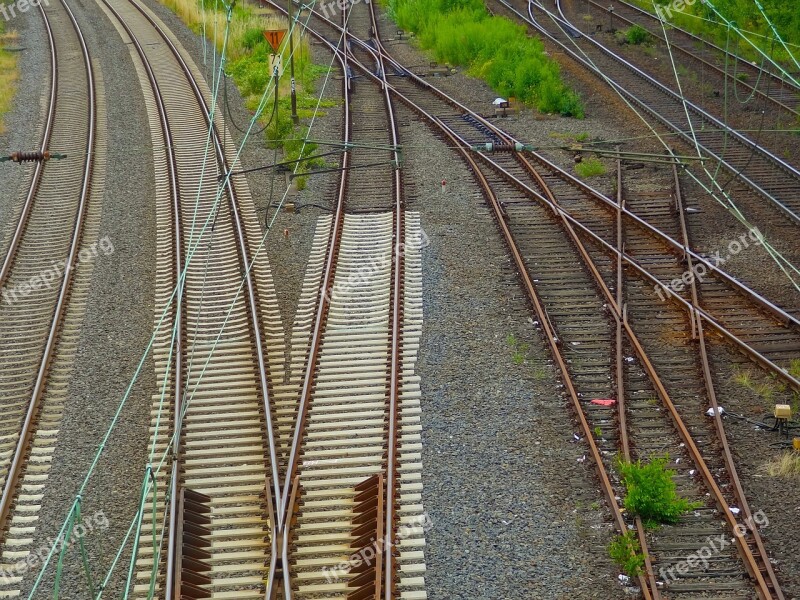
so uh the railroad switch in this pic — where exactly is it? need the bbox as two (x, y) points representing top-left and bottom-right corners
(0, 151), (66, 163)
(773, 404), (792, 437)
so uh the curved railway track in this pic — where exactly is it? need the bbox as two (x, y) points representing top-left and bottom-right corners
(0, 0), (106, 593)
(276, 3), (797, 595)
(565, 0), (800, 117)
(491, 0), (800, 226)
(94, 0), (286, 596)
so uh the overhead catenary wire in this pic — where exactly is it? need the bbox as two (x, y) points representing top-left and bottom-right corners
(527, 0), (800, 292)
(652, 2), (800, 288)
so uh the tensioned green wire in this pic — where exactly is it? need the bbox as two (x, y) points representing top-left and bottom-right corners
(540, 1), (800, 289)
(752, 0), (800, 74)
(653, 3), (800, 287)
(533, 1), (800, 289)
(664, 7), (800, 51)
(149, 1), (234, 463)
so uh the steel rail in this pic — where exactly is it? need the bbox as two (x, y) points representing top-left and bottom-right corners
(286, 9), (657, 597)
(454, 127), (777, 598)
(604, 0), (800, 94)
(284, 0), (800, 392)
(367, 2), (406, 597)
(669, 159), (783, 598)
(613, 155), (660, 598)
(0, 0), (96, 539)
(104, 1), (282, 596)
(500, 0), (800, 225)
(0, 0), (58, 292)
(577, 0), (799, 118)
(266, 4), (407, 597)
(479, 148), (800, 393)
(500, 128), (774, 596)
(290, 0), (800, 333)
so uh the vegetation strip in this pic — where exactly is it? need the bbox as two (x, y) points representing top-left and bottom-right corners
(160, 0), (335, 187)
(387, 0), (584, 116)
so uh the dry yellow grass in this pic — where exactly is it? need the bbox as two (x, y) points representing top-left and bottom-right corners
(762, 452), (800, 478)
(161, 0), (289, 60)
(0, 31), (20, 135)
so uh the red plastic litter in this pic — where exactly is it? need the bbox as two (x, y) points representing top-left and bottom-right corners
(591, 398), (616, 406)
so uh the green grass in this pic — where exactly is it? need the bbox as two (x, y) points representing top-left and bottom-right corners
(161, 0), (333, 166)
(609, 531), (646, 578)
(506, 333), (530, 365)
(634, 0), (800, 69)
(575, 157), (607, 177)
(625, 24), (651, 45)
(617, 455), (699, 528)
(388, 0), (583, 116)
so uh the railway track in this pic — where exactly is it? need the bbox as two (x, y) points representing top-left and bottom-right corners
(279, 4), (797, 595)
(491, 0), (800, 226)
(270, 3), (427, 597)
(564, 0), (800, 118)
(94, 0), (286, 596)
(0, 0), (107, 594)
(92, 0), (429, 596)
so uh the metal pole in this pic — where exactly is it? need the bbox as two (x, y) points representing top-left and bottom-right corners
(287, 0), (299, 124)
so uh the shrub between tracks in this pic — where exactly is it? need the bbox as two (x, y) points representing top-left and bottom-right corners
(387, 0), (584, 117)
(161, 0), (335, 186)
(617, 454), (699, 527)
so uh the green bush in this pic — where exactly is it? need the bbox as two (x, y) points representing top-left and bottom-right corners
(617, 455), (699, 527)
(242, 27), (267, 50)
(389, 0), (583, 116)
(575, 157), (606, 177)
(625, 24), (650, 45)
(609, 531), (646, 577)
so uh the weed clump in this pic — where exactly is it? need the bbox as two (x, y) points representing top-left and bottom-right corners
(389, 0), (583, 116)
(575, 157), (606, 177)
(617, 455), (699, 527)
(625, 24), (650, 45)
(609, 531), (646, 577)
